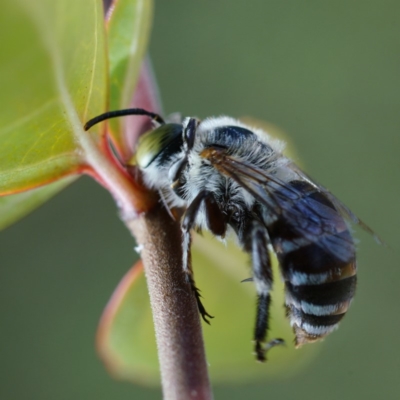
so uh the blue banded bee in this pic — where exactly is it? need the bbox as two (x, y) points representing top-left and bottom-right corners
(85, 108), (377, 362)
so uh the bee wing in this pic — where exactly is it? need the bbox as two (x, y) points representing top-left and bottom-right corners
(288, 163), (383, 244)
(201, 146), (340, 222)
(201, 147), (377, 256)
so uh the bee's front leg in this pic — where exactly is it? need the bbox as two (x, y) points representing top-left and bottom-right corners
(181, 190), (227, 324)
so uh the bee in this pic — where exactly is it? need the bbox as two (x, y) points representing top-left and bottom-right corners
(85, 108), (378, 362)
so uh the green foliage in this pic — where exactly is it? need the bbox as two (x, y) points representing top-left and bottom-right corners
(0, 0), (154, 230)
(0, 177), (75, 230)
(107, 0), (153, 149)
(0, 0), (107, 225)
(0, 0), (107, 193)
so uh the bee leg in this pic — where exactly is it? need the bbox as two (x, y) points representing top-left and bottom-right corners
(182, 192), (213, 324)
(246, 221), (285, 362)
(182, 190), (225, 324)
(181, 228), (213, 324)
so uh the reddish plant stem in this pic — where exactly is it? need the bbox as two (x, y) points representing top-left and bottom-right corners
(101, 3), (212, 390)
(126, 204), (213, 400)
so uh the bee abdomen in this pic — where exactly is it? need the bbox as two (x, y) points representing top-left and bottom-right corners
(266, 180), (357, 346)
(282, 237), (357, 345)
(280, 238), (356, 346)
(285, 274), (357, 346)
(286, 275), (357, 313)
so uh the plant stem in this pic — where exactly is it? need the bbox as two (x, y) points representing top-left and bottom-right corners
(126, 205), (213, 400)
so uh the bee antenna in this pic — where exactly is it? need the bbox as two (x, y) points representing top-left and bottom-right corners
(84, 108), (165, 131)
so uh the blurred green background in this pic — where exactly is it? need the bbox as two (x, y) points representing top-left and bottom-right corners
(0, 1), (399, 399)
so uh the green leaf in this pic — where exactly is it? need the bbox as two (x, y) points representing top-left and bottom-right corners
(0, 176), (76, 231)
(97, 233), (318, 386)
(0, 0), (107, 194)
(106, 0), (154, 154)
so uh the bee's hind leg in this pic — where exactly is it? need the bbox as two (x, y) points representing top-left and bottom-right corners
(181, 190), (227, 324)
(243, 220), (285, 362)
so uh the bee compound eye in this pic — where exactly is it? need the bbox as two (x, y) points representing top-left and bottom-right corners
(136, 123), (183, 169)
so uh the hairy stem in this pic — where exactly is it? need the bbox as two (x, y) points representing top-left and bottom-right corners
(126, 205), (212, 400)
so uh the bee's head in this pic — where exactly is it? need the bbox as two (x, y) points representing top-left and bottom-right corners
(84, 108), (196, 181)
(133, 123), (184, 169)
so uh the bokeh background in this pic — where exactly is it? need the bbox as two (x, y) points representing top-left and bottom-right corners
(0, 1), (399, 399)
